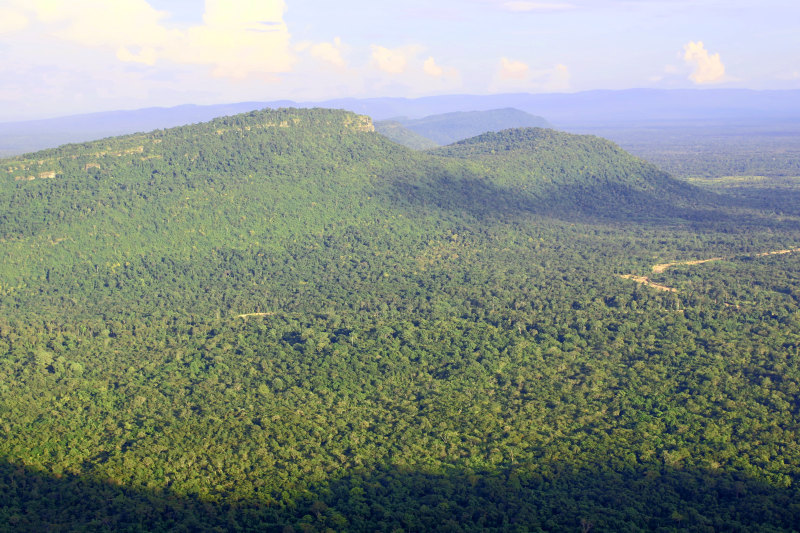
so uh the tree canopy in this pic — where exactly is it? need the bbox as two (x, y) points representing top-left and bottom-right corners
(1, 107), (799, 531)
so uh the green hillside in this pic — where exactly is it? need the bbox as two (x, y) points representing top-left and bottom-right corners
(1, 108), (800, 531)
(429, 127), (704, 218)
(0, 110), (697, 321)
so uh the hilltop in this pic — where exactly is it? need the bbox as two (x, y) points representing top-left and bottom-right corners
(428, 127), (701, 219)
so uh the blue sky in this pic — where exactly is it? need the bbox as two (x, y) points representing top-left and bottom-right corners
(0, 0), (798, 121)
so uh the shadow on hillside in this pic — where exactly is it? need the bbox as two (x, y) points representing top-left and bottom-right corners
(377, 169), (800, 232)
(2, 458), (798, 532)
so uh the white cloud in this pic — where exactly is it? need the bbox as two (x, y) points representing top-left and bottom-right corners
(683, 41), (725, 84)
(492, 58), (569, 92)
(20, 0), (174, 50)
(360, 46), (462, 96)
(12, 0), (294, 80)
(308, 38), (346, 68)
(178, 0), (293, 79)
(502, 2), (575, 12)
(647, 64), (679, 83)
(116, 46), (158, 66)
(0, 7), (29, 33)
(371, 45), (420, 74)
(548, 63), (570, 89)
(499, 57), (531, 80)
(423, 56), (444, 77)
(422, 56), (460, 83)
(202, 0), (282, 30)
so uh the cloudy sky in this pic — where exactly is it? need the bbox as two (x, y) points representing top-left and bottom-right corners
(0, 0), (798, 121)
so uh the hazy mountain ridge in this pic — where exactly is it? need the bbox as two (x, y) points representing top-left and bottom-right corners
(375, 108), (551, 148)
(3, 89), (799, 156)
(373, 120), (440, 149)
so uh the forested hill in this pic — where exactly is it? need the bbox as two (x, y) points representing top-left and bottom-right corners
(1, 108), (402, 319)
(429, 127), (701, 218)
(0, 107), (702, 323)
(3, 107), (377, 185)
(3, 107), (800, 531)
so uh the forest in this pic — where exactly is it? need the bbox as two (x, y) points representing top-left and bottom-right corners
(1, 107), (799, 531)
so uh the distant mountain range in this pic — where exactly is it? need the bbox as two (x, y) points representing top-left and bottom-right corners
(2, 89), (799, 156)
(371, 120), (440, 150)
(375, 108), (551, 148)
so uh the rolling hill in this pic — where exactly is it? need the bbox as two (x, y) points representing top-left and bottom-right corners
(0, 108), (698, 321)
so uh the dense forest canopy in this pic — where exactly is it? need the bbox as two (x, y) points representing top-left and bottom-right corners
(1, 108), (800, 531)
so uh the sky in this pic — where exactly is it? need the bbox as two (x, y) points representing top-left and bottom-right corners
(0, 0), (798, 121)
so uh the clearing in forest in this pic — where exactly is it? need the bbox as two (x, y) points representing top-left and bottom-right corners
(619, 274), (677, 292)
(237, 312), (276, 319)
(623, 247), (800, 293)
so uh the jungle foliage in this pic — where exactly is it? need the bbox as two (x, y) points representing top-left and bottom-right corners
(1, 108), (800, 531)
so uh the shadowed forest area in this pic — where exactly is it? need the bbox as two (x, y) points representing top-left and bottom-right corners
(3, 458), (799, 532)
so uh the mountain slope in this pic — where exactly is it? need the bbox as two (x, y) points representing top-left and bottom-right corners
(426, 127), (701, 219)
(1, 108), (419, 319)
(0, 109), (714, 324)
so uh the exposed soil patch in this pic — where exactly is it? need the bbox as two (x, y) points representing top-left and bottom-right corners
(620, 274), (677, 292)
(652, 257), (724, 274)
(623, 247), (800, 293)
(237, 312), (276, 319)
